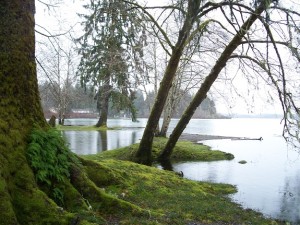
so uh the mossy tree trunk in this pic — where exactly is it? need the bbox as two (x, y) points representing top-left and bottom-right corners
(158, 1), (270, 161)
(0, 1), (59, 224)
(135, 0), (201, 165)
(0, 1), (140, 224)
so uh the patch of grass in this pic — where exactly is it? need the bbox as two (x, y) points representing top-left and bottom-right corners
(83, 159), (281, 224)
(83, 137), (234, 163)
(56, 125), (120, 131)
(79, 138), (286, 224)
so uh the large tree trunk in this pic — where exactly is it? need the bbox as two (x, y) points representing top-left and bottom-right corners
(158, 1), (269, 161)
(0, 2), (139, 224)
(0, 1), (57, 224)
(135, 1), (201, 165)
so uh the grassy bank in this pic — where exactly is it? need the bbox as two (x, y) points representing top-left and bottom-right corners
(84, 137), (234, 162)
(79, 158), (282, 224)
(80, 138), (285, 224)
(56, 125), (112, 131)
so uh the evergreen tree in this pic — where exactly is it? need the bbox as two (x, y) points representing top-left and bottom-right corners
(76, 0), (146, 127)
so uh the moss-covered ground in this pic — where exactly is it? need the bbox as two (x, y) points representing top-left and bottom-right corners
(80, 138), (285, 224)
(84, 137), (234, 162)
(82, 158), (280, 224)
(56, 125), (114, 131)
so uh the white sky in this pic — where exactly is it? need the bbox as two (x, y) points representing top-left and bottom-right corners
(35, 0), (294, 116)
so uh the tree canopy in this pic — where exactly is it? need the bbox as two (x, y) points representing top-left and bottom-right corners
(129, 0), (300, 164)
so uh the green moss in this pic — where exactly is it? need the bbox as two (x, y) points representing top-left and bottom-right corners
(0, 119), (9, 132)
(0, 175), (18, 225)
(80, 158), (126, 187)
(58, 179), (89, 212)
(77, 139), (287, 224)
(56, 125), (119, 131)
(84, 137), (234, 163)
(12, 187), (74, 225)
(69, 163), (144, 217)
(82, 159), (278, 224)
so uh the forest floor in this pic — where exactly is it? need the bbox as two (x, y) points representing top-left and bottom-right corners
(80, 138), (286, 224)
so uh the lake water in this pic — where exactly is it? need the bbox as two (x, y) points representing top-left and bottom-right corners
(62, 118), (300, 224)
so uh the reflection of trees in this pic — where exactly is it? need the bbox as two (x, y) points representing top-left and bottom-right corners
(279, 171), (300, 223)
(131, 131), (137, 145)
(66, 129), (142, 153)
(64, 131), (98, 155)
(97, 131), (108, 152)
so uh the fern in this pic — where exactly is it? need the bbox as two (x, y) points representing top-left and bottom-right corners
(26, 128), (79, 205)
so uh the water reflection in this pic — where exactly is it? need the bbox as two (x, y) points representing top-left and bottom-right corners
(172, 138), (300, 224)
(62, 118), (300, 223)
(63, 129), (143, 154)
(279, 166), (300, 222)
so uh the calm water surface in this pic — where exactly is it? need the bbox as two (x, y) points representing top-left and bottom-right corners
(63, 118), (300, 223)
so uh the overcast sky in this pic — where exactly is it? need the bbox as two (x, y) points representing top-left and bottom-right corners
(34, 0), (287, 116)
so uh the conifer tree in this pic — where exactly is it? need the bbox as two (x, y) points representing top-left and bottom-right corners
(77, 0), (146, 126)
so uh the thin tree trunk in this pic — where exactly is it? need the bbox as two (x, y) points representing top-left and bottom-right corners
(135, 1), (201, 165)
(153, 39), (160, 136)
(96, 81), (111, 127)
(159, 94), (173, 137)
(159, 73), (181, 137)
(158, 1), (269, 161)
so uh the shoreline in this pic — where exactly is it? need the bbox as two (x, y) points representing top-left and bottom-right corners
(179, 133), (263, 142)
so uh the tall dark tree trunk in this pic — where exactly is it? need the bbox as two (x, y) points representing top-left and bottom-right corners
(0, 1), (57, 224)
(0, 1), (155, 224)
(135, 1), (201, 165)
(158, 1), (270, 161)
(96, 82), (111, 127)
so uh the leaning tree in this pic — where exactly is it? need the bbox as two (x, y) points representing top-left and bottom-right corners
(127, 0), (300, 164)
(159, 0), (300, 160)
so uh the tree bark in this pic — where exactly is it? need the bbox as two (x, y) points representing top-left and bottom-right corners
(96, 82), (111, 127)
(135, 1), (201, 165)
(0, 1), (55, 224)
(159, 90), (175, 137)
(0, 1), (153, 224)
(158, 1), (270, 161)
